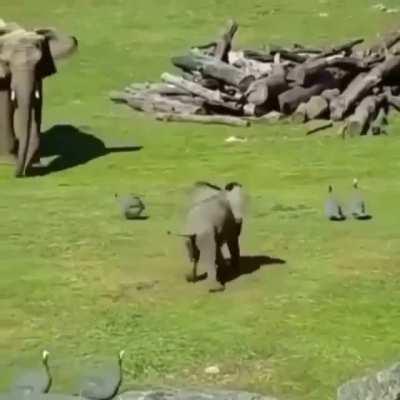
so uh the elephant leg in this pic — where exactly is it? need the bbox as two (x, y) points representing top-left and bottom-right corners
(185, 236), (199, 282)
(0, 82), (17, 164)
(196, 231), (225, 293)
(227, 236), (240, 271)
(29, 81), (42, 167)
(184, 236), (207, 283)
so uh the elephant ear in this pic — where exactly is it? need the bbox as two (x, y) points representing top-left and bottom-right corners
(35, 28), (78, 60)
(224, 182), (248, 221)
(189, 181), (222, 206)
(35, 35), (57, 80)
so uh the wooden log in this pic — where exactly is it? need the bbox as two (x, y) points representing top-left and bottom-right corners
(243, 103), (257, 117)
(292, 102), (308, 123)
(245, 72), (288, 106)
(386, 92), (400, 110)
(278, 83), (327, 114)
(369, 31), (400, 54)
(171, 53), (255, 91)
(111, 90), (204, 107)
(266, 44), (308, 63)
(287, 56), (367, 86)
(370, 107), (388, 135)
(330, 55), (400, 120)
(321, 88), (340, 101)
(292, 43), (322, 54)
(191, 19), (238, 61)
(125, 94), (206, 115)
(214, 19), (239, 61)
(242, 49), (274, 63)
(231, 55), (275, 78)
(344, 94), (385, 136)
(155, 113), (250, 127)
(305, 120), (334, 135)
(305, 95), (329, 119)
(246, 111), (285, 123)
(315, 38), (364, 59)
(125, 83), (191, 96)
(161, 72), (242, 111)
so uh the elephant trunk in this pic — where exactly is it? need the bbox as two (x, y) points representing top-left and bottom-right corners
(11, 67), (38, 177)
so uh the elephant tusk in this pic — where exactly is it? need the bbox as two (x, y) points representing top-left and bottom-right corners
(35, 89), (40, 99)
(10, 90), (15, 101)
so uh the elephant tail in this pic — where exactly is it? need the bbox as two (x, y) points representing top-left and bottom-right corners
(167, 230), (193, 238)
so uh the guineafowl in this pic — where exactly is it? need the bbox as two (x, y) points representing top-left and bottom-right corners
(349, 179), (372, 220)
(76, 350), (124, 400)
(325, 185), (346, 221)
(115, 194), (145, 220)
(10, 350), (52, 394)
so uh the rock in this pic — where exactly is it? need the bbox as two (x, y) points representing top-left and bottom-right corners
(204, 365), (221, 374)
(337, 362), (400, 400)
(119, 389), (277, 400)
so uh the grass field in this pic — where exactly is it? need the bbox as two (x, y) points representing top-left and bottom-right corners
(1, 1), (400, 399)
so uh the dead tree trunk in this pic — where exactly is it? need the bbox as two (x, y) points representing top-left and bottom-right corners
(171, 54), (255, 91)
(123, 94), (206, 115)
(161, 72), (242, 111)
(245, 72), (288, 105)
(214, 19), (239, 62)
(292, 103), (308, 123)
(155, 113), (250, 127)
(330, 55), (400, 120)
(344, 94), (385, 136)
(278, 83), (327, 114)
(305, 95), (329, 119)
(287, 56), (367, 86)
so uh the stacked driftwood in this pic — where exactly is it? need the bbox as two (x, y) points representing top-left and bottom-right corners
(110, 20), (400, 135)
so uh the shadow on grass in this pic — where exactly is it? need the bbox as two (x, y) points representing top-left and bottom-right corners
(218, 255), (286, 284)
(30, 124), (142, 176)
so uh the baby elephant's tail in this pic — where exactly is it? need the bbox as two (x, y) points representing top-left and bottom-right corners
(167, 230), (192, 238)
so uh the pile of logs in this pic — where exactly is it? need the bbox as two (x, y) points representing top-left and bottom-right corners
(110, 20), (400, 135)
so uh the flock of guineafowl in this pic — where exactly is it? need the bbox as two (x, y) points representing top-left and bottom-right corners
(325, 179), (371, 221)
(1, 350), (124, 400)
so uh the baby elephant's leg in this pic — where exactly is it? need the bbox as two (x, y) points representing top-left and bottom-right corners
(196, 231), (225, 292)
(227, 236), (240, 271)
(184, 236), (205, 282)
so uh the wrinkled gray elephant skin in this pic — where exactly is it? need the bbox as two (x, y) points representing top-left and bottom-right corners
(170, 181), (247, 293)
(0, 27), (78, 177)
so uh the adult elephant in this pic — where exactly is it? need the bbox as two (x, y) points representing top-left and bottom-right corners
(0, 27), (78, 177)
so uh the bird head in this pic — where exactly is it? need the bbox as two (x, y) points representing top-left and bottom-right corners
(42, 350), (50, 364)
(353, 178), (358, 189)
(328, 185), (333, 193)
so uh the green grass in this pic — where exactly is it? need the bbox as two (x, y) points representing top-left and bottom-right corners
(1, 1), (400, 399)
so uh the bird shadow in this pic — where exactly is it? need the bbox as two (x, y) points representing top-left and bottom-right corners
(124, 215), (149, 221)
(217, 254), (286, 284)
(329, 216), (347, 222)
(354, 214), (373, 221)
(29, 124), (142, 176)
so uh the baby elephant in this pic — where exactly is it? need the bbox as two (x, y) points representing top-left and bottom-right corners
(169, 181), (247, 293)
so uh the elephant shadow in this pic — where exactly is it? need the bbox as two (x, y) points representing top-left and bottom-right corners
(31, 124), (142, 176)
(217, 254), (287, 284)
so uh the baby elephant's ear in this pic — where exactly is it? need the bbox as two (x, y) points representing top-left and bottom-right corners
(224, 182), (242, 191)
(225, 183), (248, 220)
